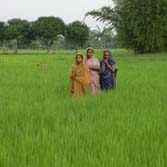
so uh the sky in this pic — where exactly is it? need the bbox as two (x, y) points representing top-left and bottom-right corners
(0, 0), (113, 30)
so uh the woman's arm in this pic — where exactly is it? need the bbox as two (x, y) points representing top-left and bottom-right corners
(70, 78), (74, 94)
(88, 59), (100, 72)
(69, 66), (74, 94)
(88, 67), (100, 72)
(105, 60), (116, 73)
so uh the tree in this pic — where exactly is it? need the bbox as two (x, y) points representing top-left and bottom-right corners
(161, 0), (167, 49)
(90, 26), (114, 49)
(86, 0), (167, 53)
(4, 18), (31, 53)
(32, 17), (65, 53)
(65, 21), (90, 51)
(0, 22), (5, 45)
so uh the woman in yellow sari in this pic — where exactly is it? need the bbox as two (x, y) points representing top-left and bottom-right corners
(70, 53), (91, 97)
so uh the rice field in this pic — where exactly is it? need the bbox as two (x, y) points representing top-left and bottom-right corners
(0, 49), (167, 167)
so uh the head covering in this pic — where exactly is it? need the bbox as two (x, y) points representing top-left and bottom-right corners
(86, 47), (94, 53)
(75, 53), (84, 59)
(103, 50), (112, 59)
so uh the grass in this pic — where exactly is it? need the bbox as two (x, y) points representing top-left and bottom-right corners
(0, 49), (167, 167)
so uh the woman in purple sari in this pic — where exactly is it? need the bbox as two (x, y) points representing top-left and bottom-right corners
(100, 50), (118, 90)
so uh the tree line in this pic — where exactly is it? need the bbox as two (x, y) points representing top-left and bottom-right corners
(87, 0), (167, 53)
(0, 17), (116, 53)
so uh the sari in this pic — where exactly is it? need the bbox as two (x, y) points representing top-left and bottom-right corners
(100, 59), (118, 90)
(70, 63), (91, 97)
(86, 57), (100, 94)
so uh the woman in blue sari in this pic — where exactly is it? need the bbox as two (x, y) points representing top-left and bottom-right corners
(100, 50), (118, 90)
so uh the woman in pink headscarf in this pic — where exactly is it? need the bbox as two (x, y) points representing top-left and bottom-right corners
(85, 47), (100, 94)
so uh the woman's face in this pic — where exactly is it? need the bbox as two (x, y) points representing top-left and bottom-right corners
(87, 49), (94, 58)
(104, 52), (111, 60)
(76, 55), (83, 64)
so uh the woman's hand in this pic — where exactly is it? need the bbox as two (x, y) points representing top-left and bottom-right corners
(104, 61), (115, 72)
(104, 60), (109, 65)
(104, 60), (111, 68)
(70, 78), (74, 95)
(89, 67), (100, 72)
(88, 64), (100, 71)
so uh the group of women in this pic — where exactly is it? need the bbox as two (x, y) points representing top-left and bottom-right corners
(69, 48), (118, 97)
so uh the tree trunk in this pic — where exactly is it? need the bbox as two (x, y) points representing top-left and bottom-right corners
(14, 44), (18, 54)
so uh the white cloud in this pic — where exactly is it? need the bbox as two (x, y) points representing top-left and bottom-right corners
(0, 0), (113, 29)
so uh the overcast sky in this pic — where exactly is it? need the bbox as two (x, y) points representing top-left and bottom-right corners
(0, 0), (113, 29)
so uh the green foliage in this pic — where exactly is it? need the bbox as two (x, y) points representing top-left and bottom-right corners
(161, 0), (167, 49)
(0, 18), (90, 51)
(4, 19), (31, 49)
(30, 39), (43, 50)
(0, 50), (167, 166)
(0, 21), (5, 43)
(32, 17), (65, 51)
(89, 26), (115, 49)
(65, 21), (90, 50)
(2, 39), (18, 54)
(87, 0), (167, 53)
